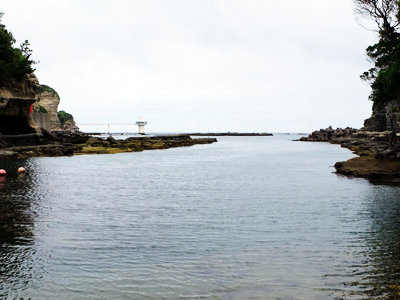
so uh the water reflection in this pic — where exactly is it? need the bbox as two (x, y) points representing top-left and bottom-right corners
(1, 138), (400, 299)
(345, 184), (400, 299)
(0, 159), (38, 299)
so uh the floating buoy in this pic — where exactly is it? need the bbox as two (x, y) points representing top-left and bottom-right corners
(17, 167), (26, 173)
(0, 169), (6, 175)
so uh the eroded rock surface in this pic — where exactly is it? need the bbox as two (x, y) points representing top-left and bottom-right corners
(300, 126), (400, 181)
(299, 126), (357, 142)
(75, 135), (218, 155)
(363, 99), (400, 132)
(35, 85), (61, 129)
(0, 74), (41, 138)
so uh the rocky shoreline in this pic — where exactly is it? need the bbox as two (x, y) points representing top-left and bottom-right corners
(0, 134), (217, 159)
(189, 132), (273, 136)
(300, 126), (400, 182)
(74, 134), (217, 155)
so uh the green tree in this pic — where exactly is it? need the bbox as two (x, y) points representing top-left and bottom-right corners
(354, 0), (400, 109)
(0, 12), (37, 88)
(58, 110), (73, 127)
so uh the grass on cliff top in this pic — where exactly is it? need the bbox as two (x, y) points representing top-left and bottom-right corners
(37, 85), (59, 97)
(58, 110), (73, 127)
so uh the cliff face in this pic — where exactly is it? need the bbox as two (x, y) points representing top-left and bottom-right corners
(62, 119), (79, 131)
(34, 85), (80, 131)
(0, 74), (41, 135)
(362, 99), (400, 132)
(35, 85), (62, 130)
(0, 73), (39, 99)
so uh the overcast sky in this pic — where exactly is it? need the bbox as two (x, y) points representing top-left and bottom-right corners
(2, 0), (378, 133)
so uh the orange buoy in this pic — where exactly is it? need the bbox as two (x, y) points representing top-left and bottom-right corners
(17, 167), (26, 173)
(0, 169), (6, 175)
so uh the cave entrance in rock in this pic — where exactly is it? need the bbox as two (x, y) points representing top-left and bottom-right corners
(0, 115), (38, 135)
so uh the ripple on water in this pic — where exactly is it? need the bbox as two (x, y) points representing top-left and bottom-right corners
(1, 136), (400, 299)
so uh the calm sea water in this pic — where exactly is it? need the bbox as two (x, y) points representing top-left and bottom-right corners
(1, 135), (400, 300)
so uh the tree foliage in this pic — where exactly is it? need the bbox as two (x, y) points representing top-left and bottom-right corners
(33, 105), (48, 113)
(0, 12), (37, 88)
(355, 0), (400, 109)
(58, 110), (73, 127)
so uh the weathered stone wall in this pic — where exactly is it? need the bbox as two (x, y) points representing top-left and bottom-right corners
(31, 113), (51, 131)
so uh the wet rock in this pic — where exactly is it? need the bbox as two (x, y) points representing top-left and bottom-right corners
(0, 150), (19, 159)
(375, 149), (396, 158)
(299, 126), (357, 142)
(76, 134), (218, 155)
(5, 144), (74, 158)
(301, 126), (400, 181)
(52, 130), (90, 144)
(107, 135), (117, 144)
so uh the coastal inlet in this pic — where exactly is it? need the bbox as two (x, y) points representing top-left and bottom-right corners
(0, 134), (217, 159)
(1, 135), (400, 299)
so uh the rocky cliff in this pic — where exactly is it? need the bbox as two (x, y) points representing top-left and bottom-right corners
(0, 74), (41, 136)
(0, 73), (88, 155)
(34, 85), (79, 131)
(34, 85), (62, 130)
(0, 73), (39, 99)
(362, 99), (400, 132)
(0, 73), (78, 134)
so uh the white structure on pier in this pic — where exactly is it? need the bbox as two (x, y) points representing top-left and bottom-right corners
(136, 117), (147, 135)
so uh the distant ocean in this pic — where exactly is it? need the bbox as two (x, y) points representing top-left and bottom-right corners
(1, 134), (400, 299)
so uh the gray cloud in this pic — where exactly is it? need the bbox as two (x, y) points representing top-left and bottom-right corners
(3, 0), (375, 133)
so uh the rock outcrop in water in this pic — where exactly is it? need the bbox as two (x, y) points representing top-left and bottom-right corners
(0, 73), (89, 157)
(299, 126), (357, 142)
(300, 123), (400, 182)
(0, 133), (217, 159)
(189, 132), (273, 136)
(74, 135), (217, 156)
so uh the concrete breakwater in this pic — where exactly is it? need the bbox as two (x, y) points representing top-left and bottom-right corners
(300, 127), (400, 182)
(0, 134), (217, 159)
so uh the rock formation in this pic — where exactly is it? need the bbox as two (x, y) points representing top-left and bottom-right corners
(300, 123), (400, 181)
(34, 84), (80, 132)
(34, 85), (62, 129)
(75, 135), (218, 155)
(0, 73), (88, 156)
(362, 99), (400, 132)
(299, 126), (357, 142)
(300, 125), (399, 156)
(0, 73), (39, 99)
(0, 74), (41, 137)
(61, 118), (79, 132)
